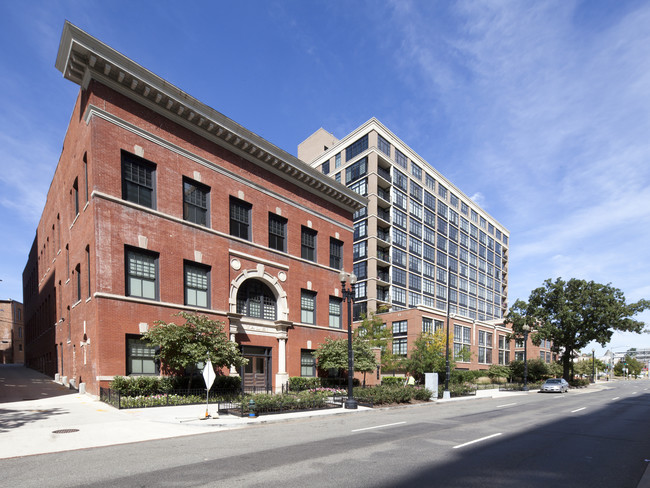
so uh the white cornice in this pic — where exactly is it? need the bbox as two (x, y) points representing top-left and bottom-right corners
(56, 21), (365, 213)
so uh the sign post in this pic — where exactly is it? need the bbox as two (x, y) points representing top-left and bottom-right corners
(202, 359), (216, 419)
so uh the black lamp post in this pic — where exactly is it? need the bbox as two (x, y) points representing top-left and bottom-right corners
(339, 271), (358, 409)
(443, 266), (452, 400)
(591, 348), (595, 383)
(522, 324), (530, 391)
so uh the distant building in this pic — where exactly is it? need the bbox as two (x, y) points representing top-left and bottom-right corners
(22, 22), (366, 395)
(299, 121), (514, 371)
(0, 299), (24, 364)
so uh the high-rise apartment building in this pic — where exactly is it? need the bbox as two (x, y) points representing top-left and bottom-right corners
(299, 120), (509, 323)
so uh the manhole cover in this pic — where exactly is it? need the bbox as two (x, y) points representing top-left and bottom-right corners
(52, 429), (80, 434)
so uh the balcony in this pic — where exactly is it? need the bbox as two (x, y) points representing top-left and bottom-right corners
(377, 228), (390, 243)
(377, 249), (390, 263)
(377, 166), (391, 183)
(377, 187), (390, 203)
(377, 270), (390, 284)
(377, 208), (390, 223)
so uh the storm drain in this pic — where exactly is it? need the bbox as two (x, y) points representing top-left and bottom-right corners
(52, 429), (79, 434)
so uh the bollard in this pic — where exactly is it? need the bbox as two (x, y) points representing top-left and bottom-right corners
(248, 398), (256, 418)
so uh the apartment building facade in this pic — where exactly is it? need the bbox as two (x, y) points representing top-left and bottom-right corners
(299, 121), (512, 371)
(0, 299), (24, 364)
(22, 22), (365, 396)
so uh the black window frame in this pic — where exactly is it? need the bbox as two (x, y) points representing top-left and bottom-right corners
(329, 237), (343, 270)
(184, 261), (211, 309)
(268, 213), (287, 252)
(125, 247), (159, 301)
(230, 196), (252, 240)
(121, 151), (156, 209)
(183, 177), (210, 227)
(301, 226), (317, 262)
(236, 279), (277, 320)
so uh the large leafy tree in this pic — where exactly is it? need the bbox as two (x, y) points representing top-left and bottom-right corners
(313, 336), (378, 382)
(143, 312), (247, 388)
(614, 355), (644, 378)
(404, 329), (461, 383)
(354, 311), (399, 374)
(505, 278), (649, 381)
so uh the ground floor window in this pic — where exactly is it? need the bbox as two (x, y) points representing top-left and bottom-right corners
(126, 336), (158, 375)
(301, 349), (316, 377)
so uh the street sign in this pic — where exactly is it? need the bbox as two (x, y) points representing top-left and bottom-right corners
(202, 360), (216, 390)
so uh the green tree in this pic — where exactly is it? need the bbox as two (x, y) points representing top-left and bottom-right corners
(313, 336), (378, 383)
(508, 358), (549, 383)
(355, 311), (391, 349)
(614, 355), (643, 378)
(404, 331), (447, 382)
(142, 312), (247, 389)
(487, 364), (510, 382)
(505, 278), (649, 381)
(574, 357), (607, 377)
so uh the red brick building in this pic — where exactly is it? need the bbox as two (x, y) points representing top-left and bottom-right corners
(0, 299), (24, 364)
(372, 307), (555, 374)
(22, 22), (365, 395)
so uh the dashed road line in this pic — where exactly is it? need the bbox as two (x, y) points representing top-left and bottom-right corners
(453, 433), (502, 449)
(496, 403), (517, 408)
(571, 407), (586, 413)
(351, 421), (406, 432)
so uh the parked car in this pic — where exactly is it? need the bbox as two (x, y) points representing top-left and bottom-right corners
(540, 378), (569, 393)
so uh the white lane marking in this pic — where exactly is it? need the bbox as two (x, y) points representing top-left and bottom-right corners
(453, 433), (502, 449)
(612, 397), (620, 400)
(632, 392), (638, 394)
(571, 407), (586, 413)
(351, 421), (406, 432)
(496, 403), (517, 408)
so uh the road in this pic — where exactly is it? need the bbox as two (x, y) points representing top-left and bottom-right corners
(1, 380), (649, 487)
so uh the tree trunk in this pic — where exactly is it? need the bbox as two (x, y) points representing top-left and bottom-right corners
(562, 352), (573, 381)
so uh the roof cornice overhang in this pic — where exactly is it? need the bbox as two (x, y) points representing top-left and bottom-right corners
(55, 21), (365, 213)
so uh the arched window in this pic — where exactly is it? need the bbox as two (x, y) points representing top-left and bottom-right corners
(237, 279), (276, 320)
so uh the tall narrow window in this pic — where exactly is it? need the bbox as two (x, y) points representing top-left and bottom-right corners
(230, 197), (252, 240)
(329, 238), (343, 269)
(126, 336), (158, 375)
(72, 178), (79, 217)
(268, 213), (287, 252)
(301, 290), (316, 324)
(184, 262), (210, 308)
(75, 264), (81, 303)
(183, 178), (209, 226)
(86, 245), (91, 298)
(122, 151), (156, 209)
(83, 153), (89, 203)
(125, 248), (158, 300)
(301, 350), (316, 377)
(329, 297), (342, 329)
(301, 226), (317, 262)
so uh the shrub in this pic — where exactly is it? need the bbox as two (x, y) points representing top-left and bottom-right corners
(288, 377), (321, 391)
(569, 378), (590, 388)
(381, 376), (406, 386)
(352, 385), (431, 405)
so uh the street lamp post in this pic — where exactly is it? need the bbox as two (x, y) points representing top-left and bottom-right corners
(591, 348), (595, 383)
(522, 324), (530, 391)
(443, 266), (452, 400)
(339, 272), (358, 410)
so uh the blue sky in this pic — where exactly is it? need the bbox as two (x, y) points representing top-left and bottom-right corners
(1, 0), (648, 358)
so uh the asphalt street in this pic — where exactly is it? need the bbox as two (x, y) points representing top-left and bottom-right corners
(1, 365), (650, 488)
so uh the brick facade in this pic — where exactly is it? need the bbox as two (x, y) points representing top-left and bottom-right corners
(23, 23), (367, 395)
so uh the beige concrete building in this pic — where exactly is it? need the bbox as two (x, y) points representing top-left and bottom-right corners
(299, 119), (509, 323)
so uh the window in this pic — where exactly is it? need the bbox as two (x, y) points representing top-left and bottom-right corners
(453, 324), (471, 359)
(353, 241), (367, 260)
(392, 320), (408, 335)
(184, 262), (210, 308)
(83, 153), (89, 203)
(346, 134), (368, 161)
(301, 350), (316, 376)
(301, 226), (317, 262)
(75, 264), (81, 303)
(394, 169), (408, 191)
(321, 160), (330, 174)
(86, 245), (91, 298)
(126, 248), (158, 300)
(237, 279), (276, 320)
(411, 162), (422, 180)
(410, 181), (423, 201)
(354, 220), (367, 240)
(392, 338), (408, 356)
(126, 336), (158, 375)
(354, 281), (367, 300)
(329, 238), (343, 269)
(230, 197), (251, 240)
(438, 184), (447, 199)
(329, 297), (342, 329)
(425, 174), (436, 191)
(478, 330), (493, 364)
(395, 149), (408, 168)
(335, 153), (341, 168)
(392, 287), (406, 305)
(422, 317), (433, 333)
(268, 213), (287, 252)
(349, 178), (368, 196)
(301, 290), (316, 324)
(378, 134), (390, 156)
(183, 178), (209, 226)
(353, 261), (367, 279)
(72, 178), (79, 217)
(122, 151), (155, 209)
(346, 157), (367, 183)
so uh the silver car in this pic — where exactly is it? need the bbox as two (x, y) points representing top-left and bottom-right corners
(540, 378), (569, 393)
